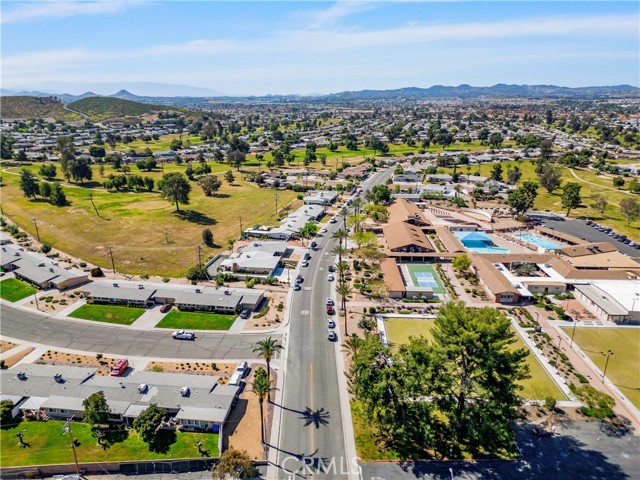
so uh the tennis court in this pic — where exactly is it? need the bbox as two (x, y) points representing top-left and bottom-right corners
(404, 264), (445, 294)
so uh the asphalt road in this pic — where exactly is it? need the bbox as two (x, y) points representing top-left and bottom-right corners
(361, 421), (640, 480)
(0, 304), (276, 359)
(273, 168), (392, 479)
(530, 212), (640, 257)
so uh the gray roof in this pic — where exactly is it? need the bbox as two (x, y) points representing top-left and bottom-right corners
(42, 396), (84, 411)
(575, 284), (628, 316)
(153, 288), (241, 309)
(175, 405), (229, 423)
(0, 248), (86, 285)
(80, 283), (155, 302)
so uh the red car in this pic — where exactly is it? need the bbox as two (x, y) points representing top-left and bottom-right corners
(326, 305), (335, 315)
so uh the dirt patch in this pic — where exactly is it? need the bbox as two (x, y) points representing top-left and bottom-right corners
(35, 350), (118, 376)
(3, 347), (34, 368)
(145, 360), (236, 379)
(23, 289), (83, 314)
(0, 340), (19, 354)
(243, 287), (287, 332)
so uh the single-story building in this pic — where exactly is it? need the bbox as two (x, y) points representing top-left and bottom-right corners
(303, 190), (339, 206)
(78, 283), (155, 306)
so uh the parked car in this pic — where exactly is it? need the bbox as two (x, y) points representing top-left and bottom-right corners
(327, 330), (337, 341)
(239, 309), (251, 319)
(301, 261), (309, 267)
(585, 220), (593, 226)
(293, 284), (301, 291)
(327, 274), (334, 281)
(320, 228), (328, 234)
(304, 252), (311, 260)
(160, 304), (172, 313)
(327, 305), (335, 315)
(328, 265), (336, 272)
(173, 330), (195, 340)
(310, 241), (318, 249)
(326, 298), (334, 306)
(327, 318), (336, 329)
(296, 275), (303, 284)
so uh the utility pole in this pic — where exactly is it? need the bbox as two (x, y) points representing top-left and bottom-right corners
(62, 417), (80, 474)
(238, 216), (244, 238)
(107, 247), (116, 275)
(275, 193), (279, 216)
(31, 218), (40, 242)
(196, 245), (203, 267)
(602, 350), (614, 382)
(33, 291), (40, 311)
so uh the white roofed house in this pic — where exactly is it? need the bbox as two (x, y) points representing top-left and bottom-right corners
(303, 190), (339, 206)
(78, 282), (155, 306)
(218, 241), (290, 279)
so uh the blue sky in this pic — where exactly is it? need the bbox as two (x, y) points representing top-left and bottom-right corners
(2, 1), (638, 95)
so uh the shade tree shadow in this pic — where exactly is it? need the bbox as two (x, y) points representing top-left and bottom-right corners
(175, 209), (217, 225)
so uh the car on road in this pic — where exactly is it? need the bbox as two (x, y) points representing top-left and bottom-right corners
(293, 284), (301, 291)
(327, 318), (336, 328)
(328, 265), (336, 272)
(327, 274), (334, 281)
(239, 309), (251, 319)
(329, 217), (337, 224)
(160, 304), (172, 313)
(304, 252), (311, 260)
(326, 298), (334, 306)
(310, 241), (318, 249)
(327, 330), (337, 341)
(172, 330), (195, 340)
(585, 220), (593, 226)
(296, 275), (303, 284)
(320, 228), (328, 234)
(327, 305), (335, 315)
(301, 261), (309, 267)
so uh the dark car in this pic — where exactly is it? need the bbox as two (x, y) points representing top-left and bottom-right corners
(328, 265), (336, 272)
(160, 304), (172, 313)
(239, 309), (251, 319)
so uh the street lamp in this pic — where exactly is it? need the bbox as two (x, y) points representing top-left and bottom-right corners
(555, 335), (563, 366)
(602, 350), (614, 383)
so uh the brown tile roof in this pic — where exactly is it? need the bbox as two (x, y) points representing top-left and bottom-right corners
(380, 258), (406, 293)
(470, 255), (519, 296)
(382, 222), (434, 252)
(557, 242), (617, 257)
(563, 252), (640, 271)
(434, 227), (465, 253)
(534, 226), (584, 245)
(387, 198), (430, 225)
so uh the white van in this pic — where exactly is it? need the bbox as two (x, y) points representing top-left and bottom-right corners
(229, 372), (243, 386)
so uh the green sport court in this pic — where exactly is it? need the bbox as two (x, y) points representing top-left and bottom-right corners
(402, 263), (445, 294)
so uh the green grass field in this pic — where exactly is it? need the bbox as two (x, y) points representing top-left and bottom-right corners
(0, 420), (218, 467)
(156, 309), (236, 330)
(0, 278), (37, 302)
(440, 160), (640, 241)
(404, 263), (445, 294)
(385, 318), (565, 400)
(1, 162), (298, 277)
(560, 327), (640, 409)
(69, 304), (145, 325)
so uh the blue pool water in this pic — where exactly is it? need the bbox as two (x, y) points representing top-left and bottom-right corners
(514, 233), (562, 250)
(453, 231), (510, 254)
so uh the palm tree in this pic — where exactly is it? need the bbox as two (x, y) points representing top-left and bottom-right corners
(252, 337), (283, 381)
(251, 370), (272, 445)
(333, 229), (348, 252)
(335, 260), (349, 282)
(342, 334), (364, 361)
(331, 244), (346, 264)
(336, 281), (353, 336)
(339, 209), (349, 247)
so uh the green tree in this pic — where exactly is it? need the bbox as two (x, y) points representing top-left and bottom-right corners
(561, 182), (582, 217)
(506, 166), (522, 185)
(69, 156), (93, 184)
(0, 400), (14, 424)
(434, 132), (454, 150)
(19, 168), (40, 198)
(49, 184), (67, 206)
(370, 184), (391, 204)
(56, 136), (76, 181)
(538, 165), (563, 193)
(39, 181), (52, 199)
(452, 253), (472, 273)
(620, 198), (640, 226)
(82, 391), (111, 427)
(250, 368), (272, 445)
(590, 194), (608, 217)
(613, 177), (625, 189)
(158, 172), (191, 211)
(227, 150), (246, 171)
(198, 175), (222, 196)
(212, 448), (258, 480)
(488, 132), (504, 149)
(187, 264), (209, 281)
(38, 163), (57, 179)
(133, 403), (166, 445)
(224, 170), (235, 184)
(507, 182), (538, 216)
(1, 134), (15, 159)
(202, 228), (214, 247)
(490, 163), (503, 182)
(252, 337), (283, 381)
(299, 220), (319, 244)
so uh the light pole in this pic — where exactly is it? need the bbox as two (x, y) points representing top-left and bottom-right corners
(602, 350), (614, 383)
(555, 335), (563, 366)
(570, 320), (578, 348)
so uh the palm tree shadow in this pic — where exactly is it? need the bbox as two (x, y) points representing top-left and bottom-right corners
(299, 407), (330, 428)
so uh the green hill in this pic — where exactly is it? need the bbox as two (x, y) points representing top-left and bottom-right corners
(67, 97), (175, 121)
(0, 96), (81, 121)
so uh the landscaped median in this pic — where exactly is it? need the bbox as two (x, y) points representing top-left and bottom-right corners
(0, 278), (36, 302)
(68, 304), (145, 325)
(0, 420), (218, 467)
(155, 310), (236, 330)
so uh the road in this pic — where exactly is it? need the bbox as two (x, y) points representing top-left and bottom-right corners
(0, 304), (276, 359)
(272, 168), (392, 479)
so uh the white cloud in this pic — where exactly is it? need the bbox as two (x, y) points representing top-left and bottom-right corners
(301, 1), (376, 28)
(1, 1), (145, 24)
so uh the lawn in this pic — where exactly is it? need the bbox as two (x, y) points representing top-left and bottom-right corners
(69, 304), (145, 325)
(156, 309), (236, 330)
(440, 160), (640, 241)
(0, 278), (36, 302)
(560, 327), (640, 409)
(384, 318), (565, 400)
(0, 420), (218, 467)
(1, 162), (298, 277)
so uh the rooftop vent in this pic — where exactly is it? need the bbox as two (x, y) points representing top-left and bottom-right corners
(137, 384), (148, 393)
(16, 371), (26, 381)
(113, 283), (119, 287)
(180, 387), (190, 397)
(138, 284), (144, 289)
(54, 373), (63, 383)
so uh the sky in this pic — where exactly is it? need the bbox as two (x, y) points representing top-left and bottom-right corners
(1, 1), (638, 96)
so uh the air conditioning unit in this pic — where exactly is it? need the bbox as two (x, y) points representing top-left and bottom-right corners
(138, 384), (148, 393)
(16, 372), (26, 380)
(54, 373), (63, 383)
(180, 387), (190, 397)
(195, 289), (201, 293)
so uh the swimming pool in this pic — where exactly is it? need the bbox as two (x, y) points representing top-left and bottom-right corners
(514, 233), (562, 250)
(453, 231), (510, 254)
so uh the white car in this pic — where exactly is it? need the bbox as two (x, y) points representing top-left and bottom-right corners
(327, 318), (336, 329)
(327, 330), (337, 341)
(301, 261), (309, 267)
(327, 274), (334, 281)
(320, 228), (328, 234)
(172, 330), (195, 340)
(329, 217), (337, 224)
(326, 298), (334, 306)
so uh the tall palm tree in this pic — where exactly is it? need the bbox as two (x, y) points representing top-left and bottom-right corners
(251, 370), (272, 445)
(336, 280), (353, 336)
(342, 334), (364, 361)
(333, 229), (347, 253)
(252, 337), (283, 381)
(331, 244), (346, 264)
(335, 260), (349, 282)
(339, 209), (349, 247)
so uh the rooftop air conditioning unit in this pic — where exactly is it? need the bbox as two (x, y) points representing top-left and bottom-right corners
(113, 283), (119, 287)
(54, 373), (63, 383)
(195, 289), (201, 293)
(138, 284), (144, 289)
(16, 372), (26, 380)
(138, 384), (148, 393)
(180, 387), (190, 397)
(224, 289), (231, 295)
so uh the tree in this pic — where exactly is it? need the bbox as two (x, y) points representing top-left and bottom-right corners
(15, 149), (27, 162)
(488, 132), (503, 149)
(336, 280), (352, 313)
(250, 368), (271, 445)
(1, 134), (15, 159)
(0, 399), (14, 424)
(452, 253), (471, 274)
(49, 184), (67, 206)
(506, 166), (522, 185)
(38, 163), (57, 179)
(434, 132), (454, 150)
(613, 177), (625, 189)
(143, 176), (154, 191)
(620, 198), (640, 226)
(299, 220), (319, 243)
(590, 194), (608, 217)
(538, 165), (563, 193)
(227, 150), (246, 171)
(39, 181), (52, 199)
(224, 170), (235, 184)
(82, 391), (111, 427)
(365, 137), (389, 156)
(202, 228), (214, 247)
(89, 146), (106, 158)
(19, 169), (40, 199)
(561, 182), (582, 217)
(187, 264), (208, 281)
(158, 172), (191, 211)
(507, 182), (538, 216)
(133, 403), (166, 445)
(489, 163), (503, 182)
(198, 175), (222, 196)
(370, 184), (391, 204)
(69, 156), (93, 184)
(56, 136), (76, 181)
(252, 337), (283, 381)
(212, 448), (258, 480)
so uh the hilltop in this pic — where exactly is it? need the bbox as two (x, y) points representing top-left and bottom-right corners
(66, 96), (183, 121)
(0, 96), (82, 121)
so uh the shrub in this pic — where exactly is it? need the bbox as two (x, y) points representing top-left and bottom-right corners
(162, 277), (170, 283)
(571, 384), (615, 418)
(369, 307), (377, 314)
(40, 242), (52, 254)
(140, 273), (149, 280)
(545, 396), (557, 411)
(151, 365), (164, 372)
(575, 373), (589, 384)
(79, 261), (87, 268)
(90, 267), (104, 277)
